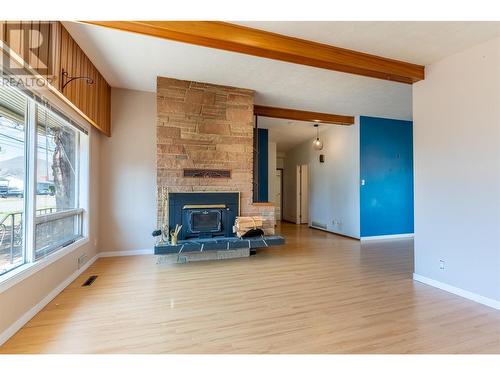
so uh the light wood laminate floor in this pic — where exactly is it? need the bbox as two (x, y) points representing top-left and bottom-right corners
(1, 222), (499, 353)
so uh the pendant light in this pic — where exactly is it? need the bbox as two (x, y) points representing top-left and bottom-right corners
(312, 123), (323, 151)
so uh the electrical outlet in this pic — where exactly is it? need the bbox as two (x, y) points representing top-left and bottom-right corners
(78, 254), (88, 269)
(439, 260), (445, 270)
(94, 238), (98, 247)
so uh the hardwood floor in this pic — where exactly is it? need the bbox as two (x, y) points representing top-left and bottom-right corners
(1, 222), (499, 354)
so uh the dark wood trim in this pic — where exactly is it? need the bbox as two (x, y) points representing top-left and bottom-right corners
(254, 105), (354, 125)
(82, 21), (424, 84)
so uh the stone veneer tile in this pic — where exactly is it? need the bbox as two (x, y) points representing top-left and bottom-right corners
(157, 126), (181, 139)
(198, 122), (230, 135)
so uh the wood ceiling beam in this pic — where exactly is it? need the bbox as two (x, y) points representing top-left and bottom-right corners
(254, 105), (354, 126)
(82, 21), (425, 84)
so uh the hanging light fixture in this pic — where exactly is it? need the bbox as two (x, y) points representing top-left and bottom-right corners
(312, 123), (323, 150)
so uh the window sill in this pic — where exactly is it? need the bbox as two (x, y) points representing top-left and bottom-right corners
(0, 237), (90, 294)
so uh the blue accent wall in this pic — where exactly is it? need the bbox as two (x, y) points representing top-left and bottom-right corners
(257, 128), (268, 202)
(360, 116), (414, 237)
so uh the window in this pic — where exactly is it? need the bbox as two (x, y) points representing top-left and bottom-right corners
(0, 84), (88, 277)
(0, 86), (27, 275)
(35, 106), (83, 259)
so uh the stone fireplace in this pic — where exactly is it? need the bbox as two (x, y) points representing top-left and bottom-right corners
(156, 76), (275, 236)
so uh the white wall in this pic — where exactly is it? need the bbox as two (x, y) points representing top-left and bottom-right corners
(283, 119), (360, 238)
(268, 141), (277, 204)
(413, 37), (500, 303)
(99, 88), (157, 253)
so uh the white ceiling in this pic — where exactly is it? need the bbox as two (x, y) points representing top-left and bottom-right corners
(235, 21), (500, 65)
(258, 117), (331, 152)
(63, 21), (500, 148)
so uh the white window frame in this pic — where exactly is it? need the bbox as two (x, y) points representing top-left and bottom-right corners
(0, 85), (90, 292)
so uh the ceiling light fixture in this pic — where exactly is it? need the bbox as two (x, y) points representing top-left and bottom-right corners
(312, 123), (323, 151)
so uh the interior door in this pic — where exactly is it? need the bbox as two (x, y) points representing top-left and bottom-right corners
(296, 164), (309, 224)
(300, 164), (309, 224)
(275, 169), (282, 221)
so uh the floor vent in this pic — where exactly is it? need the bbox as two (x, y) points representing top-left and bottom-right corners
(311, 221), (327, 230)
(82, 275), (98, 287)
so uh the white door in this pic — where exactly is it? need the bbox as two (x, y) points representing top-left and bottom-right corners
(275, 170), (282, 221)
(300, 164), (309, 224)
(296, 164), (309, 224)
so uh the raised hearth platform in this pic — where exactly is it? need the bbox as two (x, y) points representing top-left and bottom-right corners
(154, 235), (285, 255)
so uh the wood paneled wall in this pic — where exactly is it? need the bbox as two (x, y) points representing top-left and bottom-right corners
(0, 21), (61, 82)
(59, 25), (111, 135)
(1, 21), (111, 136)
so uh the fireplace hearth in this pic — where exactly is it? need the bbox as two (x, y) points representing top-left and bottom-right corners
(168, 192), (239, 240)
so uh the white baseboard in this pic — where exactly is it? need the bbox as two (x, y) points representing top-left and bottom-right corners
(0, 254), (99, 347)
(361, 233), (414, 241)
(309, 225), (360, 240)
(99, 249), (154, 257)
(413, 273), (500, 310)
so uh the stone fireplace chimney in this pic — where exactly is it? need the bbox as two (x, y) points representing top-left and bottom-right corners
(156, 76), (275, 235)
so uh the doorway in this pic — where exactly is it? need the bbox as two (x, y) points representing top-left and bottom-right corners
(275, 168), (283, 221)
(296, 164), (309, 224)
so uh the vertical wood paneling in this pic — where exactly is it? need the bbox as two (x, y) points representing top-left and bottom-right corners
(88, 64), (96, 122)
(58, 23), (111, 135)
(59, 22), (68, 92)
(1, 21), (59, 83)
(50, 22), (61, 90)
(67, 27), (75, 103)
(37, 22), (48, 73)
(92, 66), (99, 125)
(21, 22), (31, 66)
(4, 22), (23, 58)
(1, 21), (111, 135)
(30, 21), (38, 70)
(103, 80), (111, 135)
(74, 39), (81, 108)
(82, 52), (88, 116)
